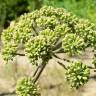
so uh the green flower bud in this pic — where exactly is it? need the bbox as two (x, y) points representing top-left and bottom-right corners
(62, 33), (85, 55)
(25, 36), (52, 65)
(16, 77), (41, 96)
(1, 43), (17, 62)
(65, 61), (90, 89)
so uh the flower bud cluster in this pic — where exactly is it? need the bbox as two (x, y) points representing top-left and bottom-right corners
(25, 36), (52, 65)
(65, 61), (90, 89)
(16, 77), (41, 96)
(62, 33), (85, 55)
(1, 43), (17, 61)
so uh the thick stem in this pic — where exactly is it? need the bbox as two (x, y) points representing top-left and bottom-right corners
(33, 62), (47, 83)
(33, 64), (41, 77)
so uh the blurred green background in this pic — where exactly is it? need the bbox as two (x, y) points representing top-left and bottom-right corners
(0, 0), (96, 30)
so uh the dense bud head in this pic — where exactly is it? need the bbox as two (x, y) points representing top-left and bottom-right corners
(2, 23), (15, 44)
(54, 24), (71, 37)
(36, 16), (59, 29)
(25, 35), (52, 65)
(1, 43), (17, 61)
(62, 33), (85, 55)
(39, 28), (58, 44)
(2, 14), (33, 44)
(74, 19), (96, 47)
(16, 77), (41, 96)
(65, 61), (90, 89)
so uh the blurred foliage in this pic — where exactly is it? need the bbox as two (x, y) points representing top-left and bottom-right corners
(0, 0), (28, 28)
(0, 0), (42, 28)
(0, 0), (96, 28)
(44, 0), (96, 24)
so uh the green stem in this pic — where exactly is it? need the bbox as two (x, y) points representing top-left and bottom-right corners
(15, 53), (25, 56)
(53, 39), (62, 51)
(33, 64), (41, 77)
(53, 54), (73, 63)
(57, 61), (67, 70)
(32, 25), (38, 36)
(53, 47), (64, 53)
(33, 62), (47, 83)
